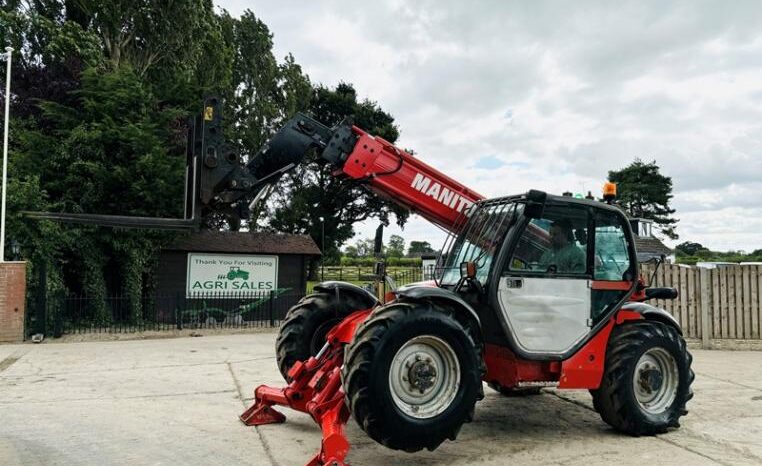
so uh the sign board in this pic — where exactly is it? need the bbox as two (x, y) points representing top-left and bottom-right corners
(187, 253), (278, 296)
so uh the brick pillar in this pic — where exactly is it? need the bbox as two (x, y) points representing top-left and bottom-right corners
(0, 262), (26, 343)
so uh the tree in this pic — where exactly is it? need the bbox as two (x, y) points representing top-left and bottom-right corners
(1, 3), (409, 312)
(608, 159), (679, 239)
(675, 242), (706, 256)
(343, 244), (359, 258)
(386, 235), (405, 258)
(1, 1), (234, 316)
(17, 66), (188, 319)
(407, 241), (436, 257)
(266, 83), (409, 278)
(354, 238), (377, 257)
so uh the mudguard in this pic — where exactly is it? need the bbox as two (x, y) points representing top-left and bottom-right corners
(312, 281), (380, 309)
(620, 301), (683, 335)
(394, 284), (481, 328)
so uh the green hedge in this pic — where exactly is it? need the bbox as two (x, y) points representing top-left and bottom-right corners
(339, 256), (423, 266)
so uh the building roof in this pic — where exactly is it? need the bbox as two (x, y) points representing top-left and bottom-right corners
(634, 236), (672, 262)
(164, 230), (321, 255)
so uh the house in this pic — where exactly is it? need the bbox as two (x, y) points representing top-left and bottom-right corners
(628, 218), (673, 263)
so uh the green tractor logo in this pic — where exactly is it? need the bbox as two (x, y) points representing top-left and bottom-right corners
(220, 266), (250, 281)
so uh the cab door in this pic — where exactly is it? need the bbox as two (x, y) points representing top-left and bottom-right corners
(497, 204), (593, 354)
(590, 209), (636, 323)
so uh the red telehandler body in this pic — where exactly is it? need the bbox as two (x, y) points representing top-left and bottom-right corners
(191, 98), (693, 466)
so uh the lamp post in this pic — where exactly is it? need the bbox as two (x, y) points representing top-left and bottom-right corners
(0, 47), (12, 262)
(318, 216), (325, 281)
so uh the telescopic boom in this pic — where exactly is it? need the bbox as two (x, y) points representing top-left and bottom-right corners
(197, 97), (484, 232)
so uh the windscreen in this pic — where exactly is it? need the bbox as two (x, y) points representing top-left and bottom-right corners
(436, 201), (522, 286)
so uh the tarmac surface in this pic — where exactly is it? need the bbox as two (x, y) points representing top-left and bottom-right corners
(0, 332), (761, 466)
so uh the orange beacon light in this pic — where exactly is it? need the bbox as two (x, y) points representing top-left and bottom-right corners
(603, 182), (617, 203)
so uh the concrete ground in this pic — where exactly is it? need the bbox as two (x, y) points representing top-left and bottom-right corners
(0, 333), (760, 466)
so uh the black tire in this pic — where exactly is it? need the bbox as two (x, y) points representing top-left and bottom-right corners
(342, 302), (484, 452)
(592, 320), (694, 435)
(488, 382), (542, 397)
(275, 292), (366, 381)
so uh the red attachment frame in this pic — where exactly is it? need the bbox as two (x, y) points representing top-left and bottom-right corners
(340, 128), (485, 231)
(239, 309), (372, 466)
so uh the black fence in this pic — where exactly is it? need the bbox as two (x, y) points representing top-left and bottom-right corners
(29, 290), (306, 337)
(27, 268), (433, 338)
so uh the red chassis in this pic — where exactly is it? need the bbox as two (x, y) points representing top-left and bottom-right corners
(240, 306), (645, 465)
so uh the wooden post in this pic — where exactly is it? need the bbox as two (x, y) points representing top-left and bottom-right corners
(687, 267), (697, 338)
(752, 266), (760, 340)
(735, 266), (744, 338)
(700, 267), (711, 349)
(728, 267), (736, 338)
(712, 268), (721, 340)
(742, 266), (752, 339)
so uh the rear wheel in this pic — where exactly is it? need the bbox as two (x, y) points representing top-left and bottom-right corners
(342, 302), (484, 452)
(592, 320), (694, 435)
(275, 292), (367, 381)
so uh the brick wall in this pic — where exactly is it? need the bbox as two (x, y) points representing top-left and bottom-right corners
(0, 262), (26, 343)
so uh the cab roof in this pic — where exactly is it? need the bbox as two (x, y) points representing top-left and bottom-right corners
(480, 191), (625, 214)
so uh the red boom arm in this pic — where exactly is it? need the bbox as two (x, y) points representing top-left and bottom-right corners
(338, 127), (484, 231)
(201, 106), (484, 232)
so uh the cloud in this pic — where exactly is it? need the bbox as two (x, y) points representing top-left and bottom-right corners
(219, 0), (762, 251)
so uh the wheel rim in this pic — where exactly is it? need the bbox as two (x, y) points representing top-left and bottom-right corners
(633, 347), (679, 415)
(388, 335), (460, 420)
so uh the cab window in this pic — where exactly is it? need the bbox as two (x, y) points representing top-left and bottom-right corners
(508, 205), (590, 275)
(593, 211), (632, 281)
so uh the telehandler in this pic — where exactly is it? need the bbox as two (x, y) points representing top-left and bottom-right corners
(193, 98), (693, 466)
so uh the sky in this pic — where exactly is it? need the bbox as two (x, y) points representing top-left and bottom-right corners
(217, 0), (762, 253)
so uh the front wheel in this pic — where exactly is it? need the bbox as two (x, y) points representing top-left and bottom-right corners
(275, 292), (366, 381)
(592, 320), (694, 435)
(342, 303), (484, 452)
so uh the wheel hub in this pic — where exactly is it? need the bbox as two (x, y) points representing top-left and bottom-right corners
(637, 366), (664, 394)
(389, 335), (460, 419)
(632, 347), (679, 414)
(408, 358), (437, 393)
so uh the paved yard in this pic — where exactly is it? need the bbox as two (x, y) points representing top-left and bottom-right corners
(0, 333), (760, 466)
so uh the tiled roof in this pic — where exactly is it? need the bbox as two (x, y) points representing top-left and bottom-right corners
(634, 236), (672, 261)
(164, 230), (321, 255)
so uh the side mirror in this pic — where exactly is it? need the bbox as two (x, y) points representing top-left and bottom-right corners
(455, 261), (483, 294)
(525, 190), (547, 219)
(460, 261), (477, 279)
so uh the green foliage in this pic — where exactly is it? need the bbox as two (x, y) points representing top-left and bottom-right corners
(266, 83), (409, 278)
(608, 159), (678, 239)
(4, 3), (410, 321)
(675, 241), (705, 256)
(343, 244), (359, 258)
(386, 234), (405, 258)
(675, 243), (762, 265)
(3, 1), (228, 309)
(407, 240), (436, 257)
(338, 256), (422, 267)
